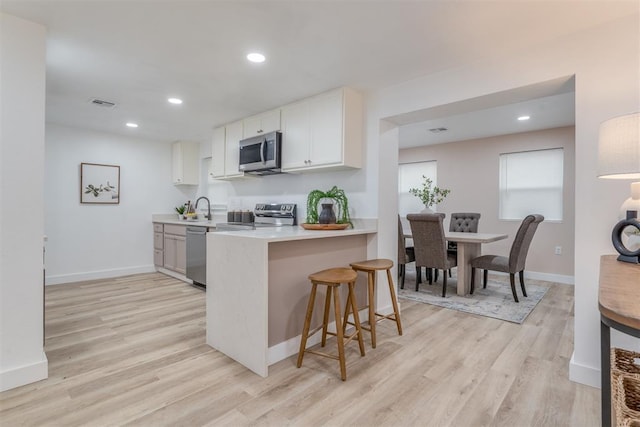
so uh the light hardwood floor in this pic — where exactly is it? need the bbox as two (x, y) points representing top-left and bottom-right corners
(0, 272), (598, 426)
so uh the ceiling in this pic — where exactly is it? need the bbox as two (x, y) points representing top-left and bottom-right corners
(1, 1), (636, 145)
(396, 76), (576, 148)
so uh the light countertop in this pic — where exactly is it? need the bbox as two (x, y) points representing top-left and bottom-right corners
(152, 213), (225, 227)
(209, 219), (377, 242)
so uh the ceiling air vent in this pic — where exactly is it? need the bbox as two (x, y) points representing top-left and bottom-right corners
(429, 127), (448, 133)
(89, 98), (116, 108)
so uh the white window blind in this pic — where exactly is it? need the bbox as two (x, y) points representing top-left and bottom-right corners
(398, 161), (437, 217)
(499, 148), (563, 221)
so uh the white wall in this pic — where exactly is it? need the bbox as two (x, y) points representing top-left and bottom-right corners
(44, 124), (194, 284)
(0, 14), (48, 391)
(371, 12), (639, 388)
(199, 165), (374, 224)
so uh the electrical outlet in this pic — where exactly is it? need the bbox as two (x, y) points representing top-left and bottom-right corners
(555, 246), (562, 255)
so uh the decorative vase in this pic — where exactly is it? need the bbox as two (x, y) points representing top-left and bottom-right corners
(421, 206), (434, 214)
(319, 203), (336, 224)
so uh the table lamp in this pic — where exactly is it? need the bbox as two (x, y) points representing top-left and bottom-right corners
(597, 112), (640, 263)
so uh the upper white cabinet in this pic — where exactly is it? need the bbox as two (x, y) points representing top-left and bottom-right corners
(281, 87), (363, 172)
(224, 120), (244, 178)
(210, 121), (246, 180)
(243, 109), (281, 138)
(172, 141), (199, 185)
(210, 126), (226, 179)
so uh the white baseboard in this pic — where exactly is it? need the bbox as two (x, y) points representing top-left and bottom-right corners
(527, 270), (574, 285)
(268, 307), (370, 365)
(45, 265), (156, 285)
(490, 270), (574, 285)
(155, 268), (192, 284)
(0, 352), (48, 392)
(569, 351), (600, 388)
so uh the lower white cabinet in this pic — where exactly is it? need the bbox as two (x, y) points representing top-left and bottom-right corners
(153, 223), (164, 266)
(157, 224), (187, 275)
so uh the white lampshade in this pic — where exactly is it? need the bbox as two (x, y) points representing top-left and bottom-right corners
(597, 112), (640, 179)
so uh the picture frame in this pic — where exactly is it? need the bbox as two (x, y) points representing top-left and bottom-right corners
(80, 162), (120, 204)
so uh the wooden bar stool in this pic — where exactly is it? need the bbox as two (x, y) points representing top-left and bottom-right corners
(349, 259), (403, 348)
(296, 267), (365, 381)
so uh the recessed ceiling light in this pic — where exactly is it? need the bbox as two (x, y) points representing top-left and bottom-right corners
(517, 115), (531, 121)
(247, 52), (266, 63)
(126, 122), (138, 128)
(168, 98), (183, 105)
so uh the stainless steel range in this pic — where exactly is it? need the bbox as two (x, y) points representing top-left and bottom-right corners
(216, 203), (297, 231)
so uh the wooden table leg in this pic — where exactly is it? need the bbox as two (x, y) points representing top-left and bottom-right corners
(455, 242), (481, 296)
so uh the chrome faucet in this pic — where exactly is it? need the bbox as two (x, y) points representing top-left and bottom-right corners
(195, 196), (211, 220)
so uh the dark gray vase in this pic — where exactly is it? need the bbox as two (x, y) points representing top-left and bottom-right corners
(319, 203), (336, 224)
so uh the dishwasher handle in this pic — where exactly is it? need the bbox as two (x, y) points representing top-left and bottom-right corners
(186, 227), (207, 235)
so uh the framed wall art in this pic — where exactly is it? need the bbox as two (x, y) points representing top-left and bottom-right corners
(80, 162), (120, 204)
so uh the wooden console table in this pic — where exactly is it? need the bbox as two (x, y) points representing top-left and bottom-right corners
(599, 255), (640, 427)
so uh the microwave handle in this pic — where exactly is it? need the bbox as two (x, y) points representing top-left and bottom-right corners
(260, 139), (266, 164)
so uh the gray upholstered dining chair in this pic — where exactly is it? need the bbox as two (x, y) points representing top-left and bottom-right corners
(469, 214), (544, 302)
(398, 215), (416, 290)
(407, 213), (457, 297)
(447, 212), (481, 276)
(449, 212), (481, 234)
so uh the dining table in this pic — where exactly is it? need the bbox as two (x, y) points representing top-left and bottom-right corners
(404, 230), (508, 296)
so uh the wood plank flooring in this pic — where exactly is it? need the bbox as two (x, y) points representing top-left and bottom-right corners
(0, 272), (598, 426)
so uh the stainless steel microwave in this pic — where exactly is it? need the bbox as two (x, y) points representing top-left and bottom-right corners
(238, 131), (282, 175)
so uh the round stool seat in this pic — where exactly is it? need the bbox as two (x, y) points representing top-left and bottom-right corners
(309, 267), (358, 284)
(350, 258), (393, 271)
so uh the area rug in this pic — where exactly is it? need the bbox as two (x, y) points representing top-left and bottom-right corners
(397, 265), (549, 324)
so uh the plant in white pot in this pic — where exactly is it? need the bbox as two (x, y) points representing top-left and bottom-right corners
(409, 175), (450, 212)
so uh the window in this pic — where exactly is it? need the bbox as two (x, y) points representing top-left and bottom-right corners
(499, 148), (563, 221)
(398, 161), (437, 216)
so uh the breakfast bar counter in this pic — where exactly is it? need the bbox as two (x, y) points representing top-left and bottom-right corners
(206, 219), (378, 376)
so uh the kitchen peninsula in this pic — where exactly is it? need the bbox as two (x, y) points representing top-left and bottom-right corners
(206, 219), (378, 376)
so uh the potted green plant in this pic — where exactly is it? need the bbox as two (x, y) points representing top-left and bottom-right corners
(175, 204), (186, 219)
(306, 185), (352, 227)
(409, 175), (450, 212)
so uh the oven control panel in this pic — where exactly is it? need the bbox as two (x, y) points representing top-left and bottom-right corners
(254, 203), (297, 225)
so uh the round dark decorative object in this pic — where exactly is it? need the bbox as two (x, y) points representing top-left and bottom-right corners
(318, 204), (336, 224)
(611, 218), (640, 263)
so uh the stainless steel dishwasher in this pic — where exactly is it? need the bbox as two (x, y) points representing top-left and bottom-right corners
(186, 226), (207, 288)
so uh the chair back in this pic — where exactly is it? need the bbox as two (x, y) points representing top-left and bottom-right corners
(398, 215), (409, 264)
(449, 213), (481, 233)
(508, 214), (544, 272)
(407, 213), (449, 270)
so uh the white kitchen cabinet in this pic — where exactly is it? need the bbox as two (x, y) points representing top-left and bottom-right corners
(242, 109), (281, 138)
(209, 122), (247, 180)
(163, 224), (186, 274)
(172, 141), (200, 185)
(281, 87), (362, 172)
(224, 120), (244, 178)
(210, 126), (226, 179)
(153, 223), (164, 267)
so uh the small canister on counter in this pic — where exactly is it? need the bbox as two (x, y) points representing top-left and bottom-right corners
(227, 211), (234, 222)
(241, 210), (254, 223)
(233, 210), (242, 223)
